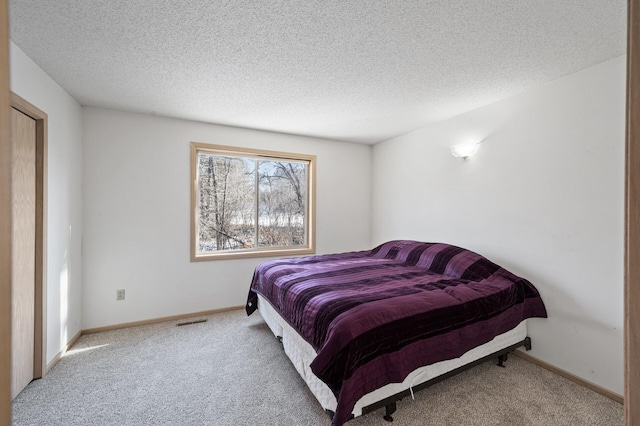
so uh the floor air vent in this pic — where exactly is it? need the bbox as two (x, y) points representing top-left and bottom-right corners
(176, 319), (207, 326)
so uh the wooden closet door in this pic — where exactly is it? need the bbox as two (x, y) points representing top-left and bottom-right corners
(10, 107), (36, 399)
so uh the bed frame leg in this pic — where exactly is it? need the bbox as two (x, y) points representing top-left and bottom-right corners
(497, 353), (508, 368)
(383, 402), (396, 422)
(524, 336), (532, 351)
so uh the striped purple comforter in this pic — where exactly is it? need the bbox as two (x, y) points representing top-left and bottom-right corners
(246, 240), (547, 426)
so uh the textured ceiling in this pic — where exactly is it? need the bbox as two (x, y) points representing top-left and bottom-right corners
(9, 1), (627, 144)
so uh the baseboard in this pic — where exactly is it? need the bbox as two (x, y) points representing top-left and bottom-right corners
(513, 350), (624, 404)
(45, 330), (82, 374)
(81, 305), (244, 335)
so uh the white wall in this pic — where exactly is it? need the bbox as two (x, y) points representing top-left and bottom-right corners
(82, 108), (371, 329)
(9, 42), (84, 364)
(372, 56), (626, 394)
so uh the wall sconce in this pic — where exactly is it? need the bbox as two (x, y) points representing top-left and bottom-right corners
(450, 141), (481, 160)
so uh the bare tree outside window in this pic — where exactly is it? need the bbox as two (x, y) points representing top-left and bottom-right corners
(258, 160), (306, 248)
(197, 155), (255, 251)
(191, 143), (315, 261)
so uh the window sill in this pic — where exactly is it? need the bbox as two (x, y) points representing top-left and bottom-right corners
(190, 246), (316, 262)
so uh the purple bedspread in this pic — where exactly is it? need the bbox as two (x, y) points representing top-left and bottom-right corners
(246, 240), (547, 426)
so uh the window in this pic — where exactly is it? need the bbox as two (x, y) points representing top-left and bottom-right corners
(191, 142), (315, 261)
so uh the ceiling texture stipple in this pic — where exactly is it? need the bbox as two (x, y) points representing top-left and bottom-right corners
(9, 0), (627, 144)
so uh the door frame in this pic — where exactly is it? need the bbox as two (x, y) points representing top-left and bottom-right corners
(625, 0), (639, 424)
(10, 93), (47, 380)
(0, 0), (11, 422)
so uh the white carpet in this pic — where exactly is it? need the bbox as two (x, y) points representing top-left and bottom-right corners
(12, 309), (623, 425)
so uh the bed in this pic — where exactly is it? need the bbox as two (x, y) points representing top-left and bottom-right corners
(246, 240), (547, 426)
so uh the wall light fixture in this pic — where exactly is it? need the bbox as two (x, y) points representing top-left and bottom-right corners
(450, 141), (481, 160)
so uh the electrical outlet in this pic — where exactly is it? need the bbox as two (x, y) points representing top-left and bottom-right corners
(116, 289), (125, 301)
